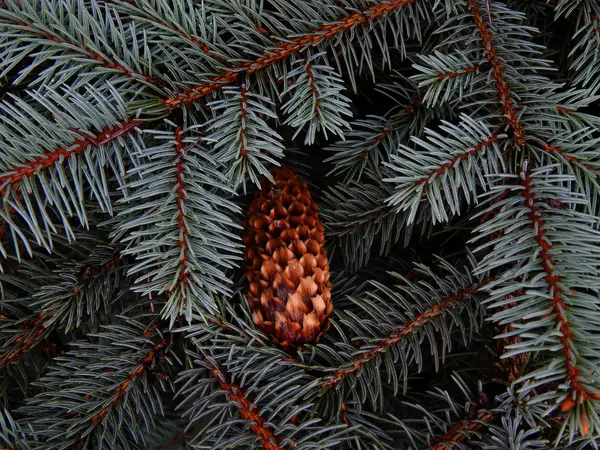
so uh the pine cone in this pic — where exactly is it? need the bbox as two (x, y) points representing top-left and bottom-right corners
(244, 167), (332, 351)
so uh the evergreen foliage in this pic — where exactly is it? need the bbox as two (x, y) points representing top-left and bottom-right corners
(1, 0), (599, 448)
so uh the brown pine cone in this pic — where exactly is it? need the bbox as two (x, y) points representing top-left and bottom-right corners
(244, 167), (332, 351)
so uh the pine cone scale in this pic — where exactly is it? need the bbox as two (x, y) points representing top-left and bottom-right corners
(245, 167), (332, 350)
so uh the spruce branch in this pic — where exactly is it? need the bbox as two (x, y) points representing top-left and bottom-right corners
(159, 0), (419, 109)
(0, 246), (123, 368)
(384, 115), (505, 224)
(317, 259), (487, 411)
(564, 0), (600, 91)
(18, 317), (172, 450)
(0, 0), (159, 88)
(202, 359), (286, 450)
(323, 94), (429, 183)
(114, 124), (242, 324)
(280, 51), (352, 145)
(0, 86), (142, 257)
(538, 132), (600, 215)
(472, 166), (600, 437)
(385, 376), (495, 449)
(0, 408), (33, 450)
(112, 0), (227, 65)
(177, 349), (353, 450)
(411, 51), (487, 106)
(466, 0), (526, 146)
(320, 180), (419, 272)
(206, 84), (285, 189)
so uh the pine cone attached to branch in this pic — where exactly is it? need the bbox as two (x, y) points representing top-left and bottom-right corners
(244, 167), (332, 351)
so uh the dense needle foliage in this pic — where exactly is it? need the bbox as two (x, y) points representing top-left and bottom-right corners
(1, 0), (600, 449)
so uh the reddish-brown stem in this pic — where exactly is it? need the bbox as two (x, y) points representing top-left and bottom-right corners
(89, 336), (168, 423)
(305, 62), (320, 116)
(239, 86), (249, 158)
(0, 310), (56, 367)
(1, 17), (156, 84)
(541, 143), (598, 173)
(428, 411), (495, 450)
(358, 97), (423, 161)
(438, 63), (483, 79)
(171, 127), (190, 295)
(467, 0), (525, 146)
(0, 253), (122, 367)
(0, 120), (142, 197)
(359, 128), (391, 161)
(417, 135), (498, 185)
(161, 0), (416, 108)
(519, 174), (600, 411)
(205, 360), (285, 450)
(123, 8), (224, 60)
(320, 280), (487, 389)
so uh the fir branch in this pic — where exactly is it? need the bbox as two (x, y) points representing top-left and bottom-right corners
(160, 0), (417, 109)
(386, 376), (496, 449)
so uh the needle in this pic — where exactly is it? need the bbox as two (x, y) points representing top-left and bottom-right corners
(486, 0), (493, 26)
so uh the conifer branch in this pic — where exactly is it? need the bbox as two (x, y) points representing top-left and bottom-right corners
(203, 359), (285, 450)
(160, 0), (416, 109)
(320, 276), (488, 390)
(472, 167), (600, 436)
(324, 95), (427, 182)
(466, 0), (525, 146)
(541, 143), (598, 173)
(428, 411), (495, 450)
(0, 310), (55, 368)
(518, 171), (599, 411)
(19, 318), (172, 449)
(385, 116), (505, 224)
(321, 181), (416, 272)
(115, 125), (242, 323)
(569, 4), (600, 90)
(112, 1), (224, 62)
(0, 248), (122, 368)
(206, 84), (285, 188)
(412, 51), (487, 106)
(0, 2), (158, 87)
(280, 52), (352, 145)
(0, 80), (144, 238)
(88, 333), (169, 424)
(0, 15), (157, 84)
(0, 120), (141, 196)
